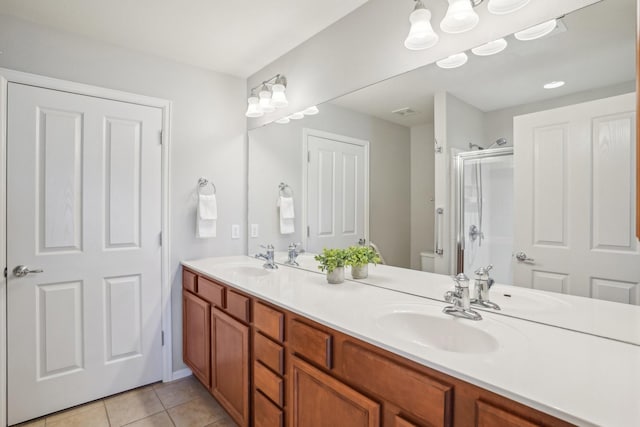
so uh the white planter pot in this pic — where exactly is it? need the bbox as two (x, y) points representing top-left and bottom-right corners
(326, 267), (345, 284)
(351, 264), (368, 279)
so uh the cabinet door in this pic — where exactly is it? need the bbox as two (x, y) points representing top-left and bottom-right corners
(291, 357), (380, 427)
(476, 401), (541, 427)
(212, 307), (249, 427)
(183, 291), (211, 387)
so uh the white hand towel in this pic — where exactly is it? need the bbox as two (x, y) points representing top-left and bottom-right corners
(278, 196), (295, 234)
(198, 194), (218, 220)
(197, 194), (217, 238)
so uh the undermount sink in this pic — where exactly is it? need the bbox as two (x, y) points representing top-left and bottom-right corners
(214, 263), (271, 277)
(376, 307), (501, 354)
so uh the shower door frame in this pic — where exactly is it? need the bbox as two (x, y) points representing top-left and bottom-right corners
(455, 147), (513, 275)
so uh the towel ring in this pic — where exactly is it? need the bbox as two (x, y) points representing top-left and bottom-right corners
(279, 182), (293, 197)
(198, 177), (216, 195)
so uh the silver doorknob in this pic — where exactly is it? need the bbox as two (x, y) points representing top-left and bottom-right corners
(13, 265), (44, 277)
(514, 252), (534, 263)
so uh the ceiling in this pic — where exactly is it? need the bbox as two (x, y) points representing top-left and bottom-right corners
(330, 0), (636, 127)
(0, 0), (369, 78)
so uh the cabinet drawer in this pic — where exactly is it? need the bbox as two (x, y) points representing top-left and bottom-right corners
(254, 332), (284, 375)
(226, 290), (250, 322)
(341, 341), (453, 426)
(290, 320), (332, 369)
(182, 269), (197, 293)
(476, 401), (540, 427)
(197, 276), (225, 307)
(254, 361), (284, 407)
(254, 302), (284, 342)
(254, 390), (283, 427)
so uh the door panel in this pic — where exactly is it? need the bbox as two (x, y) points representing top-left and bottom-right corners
(7, 83), (163, 424)
(513, 93), (640, 304)
(306, 132), (367, 252)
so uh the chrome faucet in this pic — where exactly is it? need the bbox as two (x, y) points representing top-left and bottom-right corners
(471, 265), (500, 310)
(285, 242), (303, 266)
(443, 273), (482, 321)
(255, 244), (278, 269)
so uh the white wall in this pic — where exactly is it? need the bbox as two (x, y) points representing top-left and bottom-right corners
(248, 102), (411, 267)
(0, 14), (247, 373)
(247, 0), (598, 129)
(484, 81), (636, 145)
(410, 123), (435, 270)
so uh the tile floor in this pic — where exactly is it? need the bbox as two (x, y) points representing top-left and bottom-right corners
(16, 376), (236, 427)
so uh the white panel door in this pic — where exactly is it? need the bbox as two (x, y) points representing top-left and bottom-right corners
(7, 83), (163, 424)
(306, 133), (367, 252)
(513, 93), (640, 304)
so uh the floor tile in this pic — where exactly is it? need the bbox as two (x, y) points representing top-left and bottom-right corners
(167, 397), (227, 427)
(46, 401), (109, 427)
(14, 419), (45, 427)
(154, 376), (210, 409)
(123, 411), (175, 427)
(105, 386), (165, 426)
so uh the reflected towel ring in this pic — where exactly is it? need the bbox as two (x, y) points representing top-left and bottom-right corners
(198, 177), (216, 195)
(279, 182), (293, 197)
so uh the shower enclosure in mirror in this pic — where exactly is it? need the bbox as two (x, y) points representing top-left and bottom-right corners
(455, 147), (514, 285)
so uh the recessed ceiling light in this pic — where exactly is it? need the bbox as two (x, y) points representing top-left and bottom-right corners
(544, 81), (565, 89)
(515, 19), (557, 41)
(436, 52), (468, 69)
(471, 38), (508, 56)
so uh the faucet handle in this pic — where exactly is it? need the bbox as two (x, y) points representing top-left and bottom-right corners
(474, 264), (493, 277)
(453, 273), (470, 289)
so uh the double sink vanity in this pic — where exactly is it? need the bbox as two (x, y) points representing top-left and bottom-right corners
(181, 255), (640, 427)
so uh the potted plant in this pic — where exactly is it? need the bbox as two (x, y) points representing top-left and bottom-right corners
(345, 246), (381, 279)
(314, 248), (347, 284)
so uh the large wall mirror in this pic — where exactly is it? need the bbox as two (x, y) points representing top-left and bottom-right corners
(248, 0), (639, 343)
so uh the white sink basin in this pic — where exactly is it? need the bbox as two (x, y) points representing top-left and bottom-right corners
(377, 310), (499, 354)
(213, 263), (271, 277)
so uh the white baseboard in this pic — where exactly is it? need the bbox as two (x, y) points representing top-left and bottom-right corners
(170, 368), (193, 382)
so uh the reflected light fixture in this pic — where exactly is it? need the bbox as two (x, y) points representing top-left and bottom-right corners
(275, 117), (291, 124)
(404, 0), (439, 50)
(289, 112), (305, 120)
(303, 106), (319, 115)
(487, 0), (530, 15)
(404, 0), (530, 51)
(245, 90), (263, 118)
(514, 19), (557, 41)
(543, 81), (565, 89)
(471, 38), (508, 56)
(440, 0), (479, 34)
(436, 52), (468, 69)
(245, 74), (289, 118)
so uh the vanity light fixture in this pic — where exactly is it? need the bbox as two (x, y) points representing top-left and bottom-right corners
(514, 19), (557, 41)
(436, 52), (468, 69)
(289, 112), (305, 120)
(405, 0), (530, 51)
(543, 81), (565, 89)
(303, 106), (320, 115)
(245, 74), (288, 117)
(404, 0), (439, 50)
(471, 38), (508, 56)
(245, 90), (263, 118)
(487, 0), (530, 15)
(275, 117), (291, 124)
(441, 0), (479, 34)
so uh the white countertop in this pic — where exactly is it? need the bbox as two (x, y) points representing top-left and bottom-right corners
(183, 256), (640, 427)
(277, 252), (640, 346)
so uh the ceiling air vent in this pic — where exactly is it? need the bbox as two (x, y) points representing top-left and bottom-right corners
(392, 107), (417, 117)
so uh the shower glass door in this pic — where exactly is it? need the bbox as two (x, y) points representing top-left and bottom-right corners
(456, 147), (514, 285)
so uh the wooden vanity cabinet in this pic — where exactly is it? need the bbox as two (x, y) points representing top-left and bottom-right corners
(183, 267), (576, 427)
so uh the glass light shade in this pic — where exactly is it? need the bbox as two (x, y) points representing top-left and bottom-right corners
(544, 81), (565, 89)
(487, 0), (530, 15)
(436, 52), (468, 69)
(289, 112), (305, 120)
(245, 96), (263, 118)
(271, 83), (288, 108)
(404, 8), (439, 50)
(258, 88), (276, 113)
(471, 38), (508, 56)
(514, 19), (557, 41)
(275, 116), (290, 124)
(303, 106), (319, 115)
(440, 0), (479, 34)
